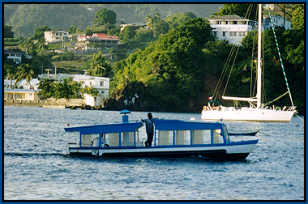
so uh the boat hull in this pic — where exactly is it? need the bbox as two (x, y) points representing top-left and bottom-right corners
(201, 108), (295, 122)
(68, 141), (257, 160)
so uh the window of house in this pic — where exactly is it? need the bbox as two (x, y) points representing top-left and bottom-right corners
(222, 32), (226, 37)
(100, 81), (104, 87)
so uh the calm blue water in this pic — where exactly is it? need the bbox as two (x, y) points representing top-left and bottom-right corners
(4, 106), (304, 200)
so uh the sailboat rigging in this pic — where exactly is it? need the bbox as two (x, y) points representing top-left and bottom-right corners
(201, 4), (296, 122)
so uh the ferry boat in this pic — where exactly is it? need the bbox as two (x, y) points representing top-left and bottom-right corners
(65, 111), (258, 160)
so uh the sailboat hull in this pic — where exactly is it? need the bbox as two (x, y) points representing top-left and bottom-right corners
(201, 107), (295, 122)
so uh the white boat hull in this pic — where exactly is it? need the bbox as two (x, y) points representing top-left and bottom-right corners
(201, 107), (295, 122)
(68, 141), (258, 160)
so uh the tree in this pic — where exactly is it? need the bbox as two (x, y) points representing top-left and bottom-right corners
(165, 12), (197, 30)
(20, 37), (37, 56)
(94, 8), (117, 25)
(4, 25), (14, 38)
(38, 78), (54, 99)
(135, 28), (153, 42)
(111, 18), (214, 111)
(85, 26), (93, 36)
(146, 13), (169, 38)
(120, 26), (137, 42)
(215, 4), (258, 20)
(68, 25), (80, 34)
(291, 4), (304, 30)
(33, 25), (51, 41)
(88, 51), (112, 77)
(15, 64), (35, 89)
(4, 63), (17, 88)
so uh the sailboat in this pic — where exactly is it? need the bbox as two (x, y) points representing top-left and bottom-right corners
(201, 4), (296, 122)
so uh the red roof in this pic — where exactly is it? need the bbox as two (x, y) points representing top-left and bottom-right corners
(92, 33), (118, 41)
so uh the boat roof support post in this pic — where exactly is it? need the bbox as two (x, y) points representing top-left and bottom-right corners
(98, 133), (102, 148)
(190, 130), (193, 146)
(119, 132), (121, 147)
(173, 130), (175, 146)
(79, 133), (82, 147)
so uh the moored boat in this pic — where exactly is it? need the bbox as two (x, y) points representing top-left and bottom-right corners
(201, 4), (296, 122)
(65, 111), (258, 160)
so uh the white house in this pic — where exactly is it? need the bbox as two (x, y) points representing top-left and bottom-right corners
(44, 31), (69, 43)
(4, 49), (23, 64)
(73, 75), (110, 107)
(208, 15), (257, 45)
(39, 74), (110, 107)
(4, 88), (39, 102)
(120, 23), (146, 32)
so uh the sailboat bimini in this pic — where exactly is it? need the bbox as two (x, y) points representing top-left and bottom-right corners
(201, 4), (296, 122)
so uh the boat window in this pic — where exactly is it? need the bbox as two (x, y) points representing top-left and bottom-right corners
(158, 131), (173, 146)
(121, 132), (135, 147)
(212, 129), (224, 144)
(175, 130), (190, 145)
(104, 133), (119, 147)
(81, 134), (99, 147)
(192, 130), (211, 144)
(66, 132), (79, 144)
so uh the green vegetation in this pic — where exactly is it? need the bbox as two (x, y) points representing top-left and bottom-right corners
(4, 4), (221, 37)
(214, 4), (258, 19)
(88, 51), (113, 77)
(94, 8), (117, 25)
(3, 4), (305, 114)
(38, 78), (82, 99)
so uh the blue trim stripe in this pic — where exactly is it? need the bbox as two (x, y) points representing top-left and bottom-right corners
(70, 139), (258, 151)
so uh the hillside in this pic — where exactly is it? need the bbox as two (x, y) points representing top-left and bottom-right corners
(4, 4), (222, 37)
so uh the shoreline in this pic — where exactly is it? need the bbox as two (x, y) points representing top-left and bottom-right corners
(4, 103), (305, 118)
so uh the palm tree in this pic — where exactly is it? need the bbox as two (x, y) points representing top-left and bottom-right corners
(15, 64), (35, 89)
(89, 51), (111, 77)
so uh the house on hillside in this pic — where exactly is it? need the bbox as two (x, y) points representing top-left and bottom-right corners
(4, 48), (31, 64)
(39, 73), (110, 107)
(4, 78), (40, 103)
(208, 15), (257, 45)
(74, 75), (110, 107)
(120, 23), (146, 32)
(44, 31), (70, 44)
(77, 33), (118, 47)
(4, 88), (39, 103)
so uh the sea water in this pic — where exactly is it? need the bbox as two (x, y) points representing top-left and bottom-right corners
(3, 106), (304, 200)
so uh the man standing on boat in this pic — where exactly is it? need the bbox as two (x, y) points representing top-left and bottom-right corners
(142, 113), (154, 147)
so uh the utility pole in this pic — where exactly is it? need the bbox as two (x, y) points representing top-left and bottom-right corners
(46, 69), (50, 78)
(54, 66), (57, 80)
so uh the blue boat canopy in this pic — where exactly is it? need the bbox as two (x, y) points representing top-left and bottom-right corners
(64, 119), (223, 135)
(153, 119), (223, 131)
(65, 122), (143, 134)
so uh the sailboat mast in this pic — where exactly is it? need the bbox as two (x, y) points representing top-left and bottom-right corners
(256, 4), (262, 108)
